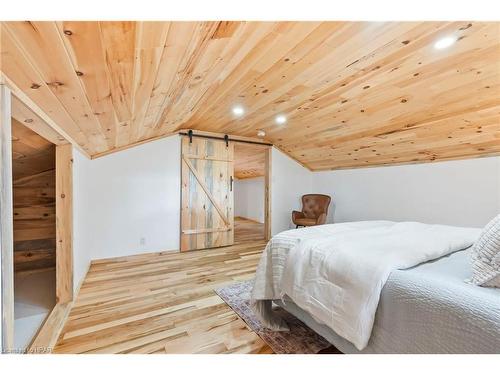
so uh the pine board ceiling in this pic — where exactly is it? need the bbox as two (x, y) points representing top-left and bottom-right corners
(11, 118), (55, 181)
(1, 21), (499, 170)
(234, 143), (266, 179)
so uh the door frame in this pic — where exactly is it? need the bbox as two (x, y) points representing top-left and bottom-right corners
(179, 130), (272, 250)
(0, 84), (14, 353)
(0, 80), (74, 353)
(264, 146), (272, 241)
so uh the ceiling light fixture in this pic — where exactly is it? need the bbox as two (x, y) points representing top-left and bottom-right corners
(257, 130), (266, 137)
(434, 36), (457, 50)
(232, 105), (245, 116)
(275, 115), (287, 125)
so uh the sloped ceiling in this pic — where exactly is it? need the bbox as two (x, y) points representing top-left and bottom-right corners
(11, 118), (55, 181)
(234, 143), (266, 179)
(1, 21), (499, 170)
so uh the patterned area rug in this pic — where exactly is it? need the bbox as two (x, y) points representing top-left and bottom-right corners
(214, 280), (340, 354)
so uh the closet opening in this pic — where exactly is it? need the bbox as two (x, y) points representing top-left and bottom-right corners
(12, 118), (56, 350)
(1, 87), (73, 353)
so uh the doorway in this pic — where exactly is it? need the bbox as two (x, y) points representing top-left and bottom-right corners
(233, 143), (268, 243)
(11, 118), (56, 350)
(1, 86), (74, 353)
(233, 142), (272, 243)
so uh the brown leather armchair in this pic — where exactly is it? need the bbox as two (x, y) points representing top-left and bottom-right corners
(292, 194), (332, 228)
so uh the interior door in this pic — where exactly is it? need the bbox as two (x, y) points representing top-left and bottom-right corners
(180, 136), (234, 251)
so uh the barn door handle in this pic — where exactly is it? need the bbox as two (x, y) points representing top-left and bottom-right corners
(230, 176), (233, 191)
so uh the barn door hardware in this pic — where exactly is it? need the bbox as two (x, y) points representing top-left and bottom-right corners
(179, 131), (272, 146)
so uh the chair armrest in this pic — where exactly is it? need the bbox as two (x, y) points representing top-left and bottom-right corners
(316, 213), (327, 225)
(292, 210), (305, 222)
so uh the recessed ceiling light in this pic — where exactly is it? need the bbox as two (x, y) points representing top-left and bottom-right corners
(257, 130), (266, 137)
(434, 36), (457, 50)
(275, 115), (287, 125)
(232, 105), (245, 116)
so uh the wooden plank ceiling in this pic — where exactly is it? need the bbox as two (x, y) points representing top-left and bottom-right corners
(1, 21), (499, 170)
(234, 143), (265, 179)
(11, 118), (55, 181)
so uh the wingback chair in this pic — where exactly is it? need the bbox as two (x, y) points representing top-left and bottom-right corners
(292, 194), (332, 228)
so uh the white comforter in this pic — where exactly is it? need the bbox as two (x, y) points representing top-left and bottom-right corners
(251, 221), (480, 350)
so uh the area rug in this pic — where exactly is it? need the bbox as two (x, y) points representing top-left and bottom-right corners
(214, 280), (340, 354)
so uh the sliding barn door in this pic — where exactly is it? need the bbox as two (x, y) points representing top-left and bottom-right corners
(181, 136), (234, 251)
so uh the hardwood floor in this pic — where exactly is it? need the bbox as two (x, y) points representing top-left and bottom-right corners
(53, 218), (272, 354)
(234, 217), (265, 243)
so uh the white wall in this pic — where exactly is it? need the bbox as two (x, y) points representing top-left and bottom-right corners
(234, 177), (265, 223)
(313, 156), (500, 228)
(72, 135), (181, 274)
(271, 147), (314, 234)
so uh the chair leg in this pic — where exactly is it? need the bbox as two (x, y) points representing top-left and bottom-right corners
(296, 225), (299, 229)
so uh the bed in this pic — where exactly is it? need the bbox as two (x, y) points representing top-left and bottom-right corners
(251, 221), (500, 354)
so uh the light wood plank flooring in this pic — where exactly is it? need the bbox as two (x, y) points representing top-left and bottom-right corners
(234, 217), (265, 243)
(53, 218), (271, 353)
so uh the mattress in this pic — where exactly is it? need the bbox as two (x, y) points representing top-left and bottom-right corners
(275, 248), (500, 354)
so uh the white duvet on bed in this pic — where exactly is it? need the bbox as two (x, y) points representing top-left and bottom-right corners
(251, 221), (480, 350)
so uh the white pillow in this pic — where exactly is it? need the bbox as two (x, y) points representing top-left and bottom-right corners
(469, 214), (500, 288)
